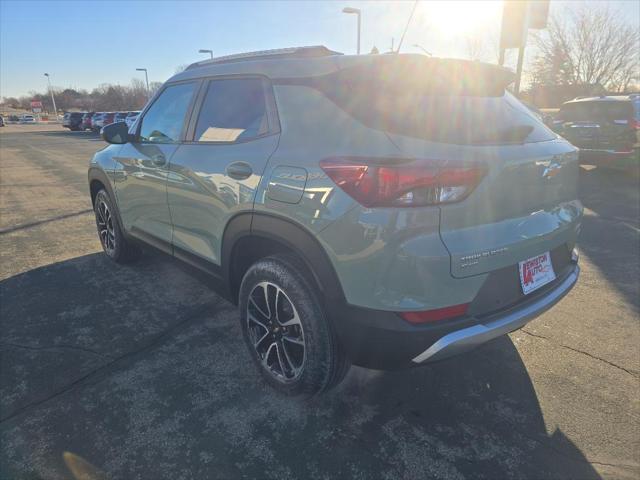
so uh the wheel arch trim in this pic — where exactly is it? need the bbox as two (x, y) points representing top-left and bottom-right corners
(221, 212), (346, 303)
(88, 167), (125, 232)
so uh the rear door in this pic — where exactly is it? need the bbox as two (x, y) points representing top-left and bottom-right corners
(595, 101), (636, 152)
(113, 81), (199, 251)
(166, 76), (279, 266)
(557, 102), (602, 149)
(557, 100), (635, 151)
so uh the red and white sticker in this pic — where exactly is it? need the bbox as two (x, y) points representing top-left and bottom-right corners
(519, 252), (556, 295)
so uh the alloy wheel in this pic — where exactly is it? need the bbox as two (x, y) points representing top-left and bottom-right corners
(246, 281), (306, 383)
(96, 198), (116, 255)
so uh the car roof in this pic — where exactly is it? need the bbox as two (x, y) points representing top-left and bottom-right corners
(563, 94), (638, 105)
(170, 46), (513, 87)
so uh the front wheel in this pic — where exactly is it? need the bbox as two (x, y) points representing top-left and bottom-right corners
(239, 254), (349, 395)
(93, 189), (140, 263)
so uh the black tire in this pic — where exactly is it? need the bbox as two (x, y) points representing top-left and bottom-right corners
(239, 254), (349, 396)
(93, 189), (140, 264)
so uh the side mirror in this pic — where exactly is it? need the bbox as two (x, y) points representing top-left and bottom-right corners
(101, 121), (131, 144)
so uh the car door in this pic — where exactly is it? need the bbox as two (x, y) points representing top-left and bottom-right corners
(113, 81), (199, 252)
(166, 76), (280, 267)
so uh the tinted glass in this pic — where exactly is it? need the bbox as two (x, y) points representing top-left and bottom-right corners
(313, 61), (554, 145)
(140, 82), (197, 143)
(194, 78), (268, 143)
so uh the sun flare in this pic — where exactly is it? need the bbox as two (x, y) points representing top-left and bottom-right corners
(421, 0), (503, 35)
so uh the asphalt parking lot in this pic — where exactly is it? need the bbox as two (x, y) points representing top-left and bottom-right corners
(0, 124), (638, 480)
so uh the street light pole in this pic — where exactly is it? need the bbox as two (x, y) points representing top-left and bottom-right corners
(198, 49), (214, 59)
(136, 68), (149, 97)
(342, 7), (361, 55)
(43, 73), (57, 117)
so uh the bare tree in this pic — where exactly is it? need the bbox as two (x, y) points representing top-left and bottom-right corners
(531, 3), (639, 91)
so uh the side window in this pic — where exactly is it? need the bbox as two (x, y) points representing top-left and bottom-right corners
(139, 82), (197, 143)
(194, 78), (269, 143)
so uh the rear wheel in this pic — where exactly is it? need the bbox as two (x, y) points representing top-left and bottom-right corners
(93, 189), (140, 263)
(239, 254), (349, 395)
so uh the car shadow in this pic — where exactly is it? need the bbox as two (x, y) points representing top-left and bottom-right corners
(578, 166), (640, 311)
(0, 253), (602, 479)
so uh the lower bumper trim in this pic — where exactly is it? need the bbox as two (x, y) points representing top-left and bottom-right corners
(411, 266), (580, 364)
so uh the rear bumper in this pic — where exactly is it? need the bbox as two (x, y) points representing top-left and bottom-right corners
(331, 259), (579, 370)
(411, 265), (579, 363)
(579, 148), (638, 167)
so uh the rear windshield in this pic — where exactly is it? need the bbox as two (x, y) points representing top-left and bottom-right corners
(302, 60), (555, 145)
(559, 101), (633, 121)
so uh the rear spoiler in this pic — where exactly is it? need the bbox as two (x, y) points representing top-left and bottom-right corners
(333, 55), (516, 97)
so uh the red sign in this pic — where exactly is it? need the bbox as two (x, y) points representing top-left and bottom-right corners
(30, 101), (43, 108)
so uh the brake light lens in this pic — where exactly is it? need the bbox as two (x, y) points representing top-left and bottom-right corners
(320, 157), (487, 207)
(399, 303), (470, 324)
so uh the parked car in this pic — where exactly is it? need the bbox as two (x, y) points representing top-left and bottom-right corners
(91, 113), (105, 132)
(101, 112), (116, 128)
(0, 116), (4, 127)
(62, 112), (85, 131)
(125, 111), (140, 129)
(90, 47), (582, 395)
(81, 112), (95, 130)
(550, 94), (640, 169)
(20, 114), (36, 124)
(114, 112), (129, 124)
(8, 115), (19, 123)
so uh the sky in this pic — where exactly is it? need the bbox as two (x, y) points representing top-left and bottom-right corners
(1, 0), (638, 99)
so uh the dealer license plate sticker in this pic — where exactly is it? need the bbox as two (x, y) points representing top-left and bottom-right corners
(519, 252), (556, 295)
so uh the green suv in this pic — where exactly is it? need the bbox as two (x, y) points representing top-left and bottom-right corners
(89, 47), (582, 395)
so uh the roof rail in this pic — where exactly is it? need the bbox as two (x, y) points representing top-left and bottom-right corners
(186, 45), (343, 70)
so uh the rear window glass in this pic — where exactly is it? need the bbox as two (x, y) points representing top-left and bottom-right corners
(559, 101), (633, 121)
(306, 60), (554, 145)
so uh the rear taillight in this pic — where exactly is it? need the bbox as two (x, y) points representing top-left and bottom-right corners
(398, 303), (470, 324)
(630, 118), (640, 130)
(320, 157), (487, 208)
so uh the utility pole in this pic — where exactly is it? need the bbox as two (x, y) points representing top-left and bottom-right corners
(43, 73), (57, 117)
(514, 42), (526, 94)
(499, 1), (549, 95)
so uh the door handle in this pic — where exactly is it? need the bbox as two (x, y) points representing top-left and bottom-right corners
(226, 162), (253, 180)
(151, 154), (166, 167)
